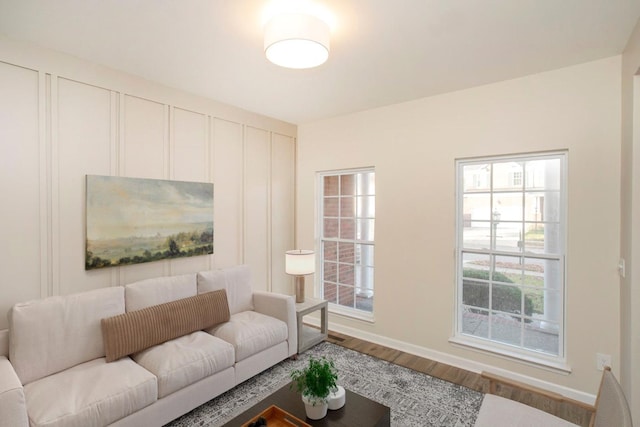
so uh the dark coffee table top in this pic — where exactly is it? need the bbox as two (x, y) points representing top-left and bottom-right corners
(222, 381), (390, 427)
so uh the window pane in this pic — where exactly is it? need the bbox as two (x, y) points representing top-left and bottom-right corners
(492, 283), (522, 315)
(462, 279), (489, 309)
(463, 164), (491, 191)
(355, 266), (374, 294)
(356, 293), (373, 312)
(493, 162), (523, 191)
(462, 307), (488, 338)
(324, 218), (338, 238)
(462, 252), (490, 275)
(340, 196), (355, 218)
(356, 195), (375, 218)
(463, 193), (491, 222)
(525, 289), (561, 323)
(337, 285), (354, 308)
(338, 263), (354, 285)
(323, 261), (337, 282)
(340, 174), (355, 195)
(493, 193), (523, 222)
(523, 223), (544, 253)
(323, 241), (337, 261)
(463, 222), (490, 250)
(338, 242), (354, 263)
(524, 321), (559, 355)
(525, 158), (560, 191)
(324, 197), (339, 217)
(323, 282), (337, 303)
(324, 175), (339, 196)
(339, 219), (355, 239)
(525, 190), (561, 222)
(358, 244), (374, 268)
(490, 314), (521, 347)
(524, 193), (544, 222)
(492, 255), (523, 284)
(494, 223), (523, 252)
(356, 219), (375, 241)
(358, 172), (375, 195)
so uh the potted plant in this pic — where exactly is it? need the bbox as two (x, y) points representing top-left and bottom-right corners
(290, 356), (338, 419)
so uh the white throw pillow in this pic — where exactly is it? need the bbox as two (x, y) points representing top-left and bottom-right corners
(197, 265), (254, 314)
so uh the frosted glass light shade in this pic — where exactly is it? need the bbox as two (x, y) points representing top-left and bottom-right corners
(264, 13), (330, 69)
(285, 250), (315, 275)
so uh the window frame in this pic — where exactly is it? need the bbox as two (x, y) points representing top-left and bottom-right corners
(452, 152), (569, 371)
(316, 167), (375, 322)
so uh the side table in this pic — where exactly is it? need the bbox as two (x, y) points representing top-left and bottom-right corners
(295, 297), (328, 353)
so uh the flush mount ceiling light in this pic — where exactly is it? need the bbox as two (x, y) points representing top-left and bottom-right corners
(264, 12), (330, 69)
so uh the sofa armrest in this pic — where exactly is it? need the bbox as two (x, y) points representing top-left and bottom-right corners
(0, 356), (28, 427)
(253, 292), (297, 357)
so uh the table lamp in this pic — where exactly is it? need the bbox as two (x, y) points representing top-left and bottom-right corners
(285, 249), (315, 303)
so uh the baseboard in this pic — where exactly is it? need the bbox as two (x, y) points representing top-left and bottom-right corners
(305, 317), (597, 406)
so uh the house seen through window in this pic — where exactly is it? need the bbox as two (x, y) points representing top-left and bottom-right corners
(318, 169), (375, 319)
(456, 152), (566, 366)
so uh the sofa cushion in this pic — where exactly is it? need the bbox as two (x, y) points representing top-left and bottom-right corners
(208, 311), (288, 362)
(23, 357), (157, 427)
(9, 287), (125, 385)
(102, 290), (230, 362)
(125, 273), (196, 311)
(197, 265), (254, 314)
(133, 331), (235, 398)
(0, 356), (28, 427)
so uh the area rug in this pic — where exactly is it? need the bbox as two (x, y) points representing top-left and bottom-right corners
(166, 342), (483, 426)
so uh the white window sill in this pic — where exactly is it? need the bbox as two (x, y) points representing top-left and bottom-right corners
(449, 335), (572, 374)
(328, 303), (375, 323)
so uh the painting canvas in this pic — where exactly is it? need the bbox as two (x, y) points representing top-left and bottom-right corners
(85, 175), (213, 270)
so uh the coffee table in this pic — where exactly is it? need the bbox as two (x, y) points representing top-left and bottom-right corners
(222, 381), (390, 426)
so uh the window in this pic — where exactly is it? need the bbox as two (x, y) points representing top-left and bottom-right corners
(511, 171), (523, 186)
(318, 169), (375, 319)
(455, 153), (566, 367)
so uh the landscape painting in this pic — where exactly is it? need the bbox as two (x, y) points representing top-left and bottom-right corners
(85, 175), (213, 270)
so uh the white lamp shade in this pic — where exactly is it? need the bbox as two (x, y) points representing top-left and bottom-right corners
(285, 249), (315, 275)
(264, 13), (330, 69)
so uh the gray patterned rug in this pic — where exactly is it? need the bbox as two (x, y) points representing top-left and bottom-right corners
(166, 342), (483, 426)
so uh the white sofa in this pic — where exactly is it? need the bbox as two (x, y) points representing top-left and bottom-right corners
(0, 264), (297, 427)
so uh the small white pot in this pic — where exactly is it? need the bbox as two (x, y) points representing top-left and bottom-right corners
(328, 385), (345, 410)
(301, 394), (328, 420)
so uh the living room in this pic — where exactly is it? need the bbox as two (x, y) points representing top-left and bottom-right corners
(0, 1), (639, 426)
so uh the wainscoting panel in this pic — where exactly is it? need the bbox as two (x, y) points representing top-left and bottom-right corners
(172, 107), (208, 182)
(122, 95), (168, 180)
(270, 133), (295, 295)
(0, 62), (41, 329)
(169, 107), (211, 275)
(56, 78), (114, 296)
(212, 118), (244, 269)
(120, 94), (170, 283)
(244, 126), (270, 291)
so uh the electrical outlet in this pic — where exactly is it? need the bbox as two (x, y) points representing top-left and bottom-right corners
(596, 353), (612, 371)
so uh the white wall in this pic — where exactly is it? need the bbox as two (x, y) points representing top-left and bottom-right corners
(297, 56), (621, 399)
(0, 37), (296, 330)
(621, 18), (640, 424)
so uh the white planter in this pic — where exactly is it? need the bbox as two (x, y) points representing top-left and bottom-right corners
(328, 385), (345, 410)
(302, 394), (329, 420)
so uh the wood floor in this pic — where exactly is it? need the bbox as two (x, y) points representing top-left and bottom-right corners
(326, 330), (593, 427)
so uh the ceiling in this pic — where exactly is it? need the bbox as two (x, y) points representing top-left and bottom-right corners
(0, 0), (639, 125)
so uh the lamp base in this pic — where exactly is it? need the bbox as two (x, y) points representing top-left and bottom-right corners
(295, 276), (305, 303)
